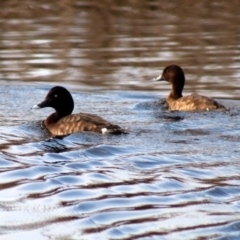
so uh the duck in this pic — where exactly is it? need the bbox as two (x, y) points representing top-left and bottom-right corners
(152, 65), (226, 111)
(32, 86), (126, 136)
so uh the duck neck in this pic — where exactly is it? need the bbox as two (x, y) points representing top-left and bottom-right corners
(56, 100), (74, 118)
(45, 112), (60, 125)
(57, 108), (72, 118)
(169, 86), (183, 100)
(46, 110), (71, 124)
(168, 71), (185, 100)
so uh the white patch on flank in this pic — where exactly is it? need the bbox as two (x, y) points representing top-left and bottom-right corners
(101, 128), (108, 134)
(32, 104), (40, 109)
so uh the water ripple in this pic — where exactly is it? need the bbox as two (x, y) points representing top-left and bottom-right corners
(0, 1), (240, 239)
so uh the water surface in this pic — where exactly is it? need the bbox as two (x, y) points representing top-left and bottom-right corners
(0, 1), (240, 239)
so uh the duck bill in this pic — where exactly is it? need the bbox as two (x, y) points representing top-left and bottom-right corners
(151, 75), (165, 82)
(32, 99), (49, 109)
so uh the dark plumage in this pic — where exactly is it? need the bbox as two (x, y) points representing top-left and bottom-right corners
(32, 86), (125, 136)
(152, 65), (226, 111)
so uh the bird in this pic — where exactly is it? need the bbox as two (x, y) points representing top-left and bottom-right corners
(152, 65), (226, 111)
(32, 86), (126, 136)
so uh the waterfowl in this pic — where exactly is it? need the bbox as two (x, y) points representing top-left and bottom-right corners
(152, 65), (226, 111)
(32, 86), (125, 136)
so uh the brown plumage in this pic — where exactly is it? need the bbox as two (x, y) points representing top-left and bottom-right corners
(152, 65), (226, 111)
(32, 86), (125, 136)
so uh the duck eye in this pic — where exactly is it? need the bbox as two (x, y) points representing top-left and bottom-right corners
(54, 94), (58, 98)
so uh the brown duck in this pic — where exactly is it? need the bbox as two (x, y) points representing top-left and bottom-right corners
(152, 65), (226, 111)
(32, 86), (125, 136)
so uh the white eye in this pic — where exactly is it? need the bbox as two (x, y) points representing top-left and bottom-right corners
(54, 94), (58, 98)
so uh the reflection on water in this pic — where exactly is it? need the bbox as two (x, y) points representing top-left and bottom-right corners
(0, 1), (240, 239)
(0, 0), (240, 96)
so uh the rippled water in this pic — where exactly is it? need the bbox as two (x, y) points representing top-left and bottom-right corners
(1, 1), (240, 239)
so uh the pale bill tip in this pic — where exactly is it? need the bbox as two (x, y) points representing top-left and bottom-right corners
(32, 104), (40, 109)
(151, 75), (162, 82)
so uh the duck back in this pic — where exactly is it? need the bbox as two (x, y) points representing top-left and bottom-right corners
(44, 112), (123, 136)
(166, 93), (226, 111)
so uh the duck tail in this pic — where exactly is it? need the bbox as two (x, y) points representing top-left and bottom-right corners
(101, 125), (128, 134)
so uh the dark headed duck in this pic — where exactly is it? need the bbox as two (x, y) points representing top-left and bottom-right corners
(32, 86), (125, 136)
(152, 65), (226, 111)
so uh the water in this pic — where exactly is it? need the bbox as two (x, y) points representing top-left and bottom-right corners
(0, 1), (240, 239)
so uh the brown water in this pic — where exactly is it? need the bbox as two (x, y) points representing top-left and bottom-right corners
(1, 1), (240, 239)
